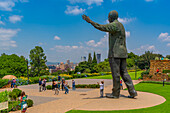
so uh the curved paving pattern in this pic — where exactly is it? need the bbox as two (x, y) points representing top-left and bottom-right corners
(8, 79), (166, 113)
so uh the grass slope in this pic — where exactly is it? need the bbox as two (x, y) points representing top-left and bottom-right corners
(84, 71), (143, 80)
(67, 83), (169, 113)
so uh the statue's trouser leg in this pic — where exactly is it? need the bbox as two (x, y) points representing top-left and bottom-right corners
(109, 58), (121, 97)
(120, 58), (137, 97)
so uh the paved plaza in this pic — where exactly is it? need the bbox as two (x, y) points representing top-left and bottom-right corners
(4, 79), (165, 113)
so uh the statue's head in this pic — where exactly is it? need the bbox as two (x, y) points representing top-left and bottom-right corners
(108, 10), (118, 23)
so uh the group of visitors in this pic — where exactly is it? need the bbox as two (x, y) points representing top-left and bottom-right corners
(38, 75), (77, 95)
(39, 78), (47, 92)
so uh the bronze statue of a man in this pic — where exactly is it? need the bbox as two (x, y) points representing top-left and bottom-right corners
(82, 10), (137, 98)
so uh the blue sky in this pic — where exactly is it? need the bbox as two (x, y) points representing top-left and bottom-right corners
(0, 0), (170, 63)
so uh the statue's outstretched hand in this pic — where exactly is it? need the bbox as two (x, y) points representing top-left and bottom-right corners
(82, 14), (91, 23)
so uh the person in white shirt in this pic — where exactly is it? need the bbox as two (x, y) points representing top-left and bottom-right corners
(99, 81), (104, 97)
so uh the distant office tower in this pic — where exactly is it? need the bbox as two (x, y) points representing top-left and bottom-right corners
(97, 54), (101, 64)
(81, 56), (86, 62)
(67, 60), (70, 64)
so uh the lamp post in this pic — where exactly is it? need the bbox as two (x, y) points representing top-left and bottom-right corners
(26, 59), (29, 84)
(135, 59), (137, 79)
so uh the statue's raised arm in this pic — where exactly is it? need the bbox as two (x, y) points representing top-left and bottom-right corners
(82, 14), (117, 33)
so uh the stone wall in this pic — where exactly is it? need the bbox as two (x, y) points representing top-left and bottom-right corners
(148, 60), (170, 81)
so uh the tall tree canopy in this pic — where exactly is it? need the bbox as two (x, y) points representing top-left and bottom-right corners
(0, 54), (27, 78)
(88, 53), (92, 63)
(29, 46), (49, 76)
(92, 52), (97, 64)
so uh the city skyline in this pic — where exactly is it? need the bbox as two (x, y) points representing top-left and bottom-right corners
(0, 0), (170, 62)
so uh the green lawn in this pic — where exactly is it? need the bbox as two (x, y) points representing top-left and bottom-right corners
(84, 71), (143, 80)
(67, 83), (169, 113)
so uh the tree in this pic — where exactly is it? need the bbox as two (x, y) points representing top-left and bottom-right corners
(128, 52), (139, 59)
(93, 58), (110, 72)
(75, 61), (90, 73)
(29, 46), (49, 76)
(0, 54), (27, 78)
(166, 55), (170, 59)
(88, 53), (92, 63)
(92, 52), (97, 64)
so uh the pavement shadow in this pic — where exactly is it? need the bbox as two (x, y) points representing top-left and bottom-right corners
(120, 94), (137, 99)
(82, 97), (106, 99)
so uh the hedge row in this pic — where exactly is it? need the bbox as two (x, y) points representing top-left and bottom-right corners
(141, 81), (170, 85)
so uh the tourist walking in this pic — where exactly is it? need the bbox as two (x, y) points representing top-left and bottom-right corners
(11, 79), (13, 88)
(120, 79), (123, 90)
(62, 78), (65, 91)
(58, 75), (61, 81)
(52, 79), (55, 90)
(53, 80), (59, 95)
(99, 81), (104, 97)
(57, 79), (61, 90)
(72, 80), (76, 90)
(64, 82), (69, 94)
(42, 79), (46, 91)
(20, 91), (28, 113)
(12, 78), (16, 88)
(39, 78), (42, 92)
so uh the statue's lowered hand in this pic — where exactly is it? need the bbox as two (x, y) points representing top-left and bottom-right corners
(82, 14), (91, 23)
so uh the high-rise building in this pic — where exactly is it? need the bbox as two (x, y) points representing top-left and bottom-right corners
(67, 60), (70, 64)
(81, 56), (86, 62)
(97, 53), (101, 64)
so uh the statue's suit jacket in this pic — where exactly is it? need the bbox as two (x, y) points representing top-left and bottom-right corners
(91, 20), (128, 58)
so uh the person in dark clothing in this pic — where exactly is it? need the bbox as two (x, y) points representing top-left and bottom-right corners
(52, 79), (55, 90)
(62, 78), (65, 91)
(72, 80), (76, 90)
(58, 75), (61, 81)
(39, 78), (42, 92)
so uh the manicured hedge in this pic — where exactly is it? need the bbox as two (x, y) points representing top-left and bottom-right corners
(75, 84), (100, 88)
(141, 81), (170, 85)
(163, 70), (170, 73)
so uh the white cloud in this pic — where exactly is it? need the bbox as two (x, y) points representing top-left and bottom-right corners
(0, 28), (20, 40)
(0, 1), (15, 11)
(54, 36), (61, 40)
(68, 0), (103, 6)
(65, 6), (85, 15)
(145, 0), (154, 2)
(0, 28), (19, 50)
(128, 45), (159, 55)
(158, 32), (170, 42)
(167, 43), (170, 47)
(86, 33), (108, 47)
(0, 0), (29, 11)
(126, 31), (130, 38)
(9, 15), (23, 23)
(118, 18), (136, 24)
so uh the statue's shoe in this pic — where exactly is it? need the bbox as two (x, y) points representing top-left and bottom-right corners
(106, 93), (119, 99)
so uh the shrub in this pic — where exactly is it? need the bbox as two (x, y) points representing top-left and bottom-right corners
(9, 91), (17, 101)
(75, 84), (100, 88)
(141, 70), (150, 79)
(0, 79), (9, 88)
(26, 99), (34, 107)
(0, 90), (9, 103)
(46, 85), (52, 90)
(163, 70), (170, 73)
(12, 89), (22, 97)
